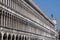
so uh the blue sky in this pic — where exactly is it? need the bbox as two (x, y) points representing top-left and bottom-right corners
(33, 0), (60, 30)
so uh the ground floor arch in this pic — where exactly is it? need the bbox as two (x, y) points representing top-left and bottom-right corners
(3, 33), (7, 40)
(12, 35), (15, 40)
(0, 32), (2, 40)
(16, 35), (19, 40)
(8, 34), (11, 40)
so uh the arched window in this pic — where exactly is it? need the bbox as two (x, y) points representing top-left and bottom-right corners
(12, 35), (15, 40)
(0, 32), (2, 40)
(3, 33), (7, 40)
(16, 35), (18, 40)
(8, 34), (11, 40)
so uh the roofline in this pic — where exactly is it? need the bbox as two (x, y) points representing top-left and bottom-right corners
(24, 0), (55, 26)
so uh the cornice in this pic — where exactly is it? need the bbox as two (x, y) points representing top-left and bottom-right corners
(20, 0), (54, 33)
(23, 0), (55, 26)
(12, 0), (55, 26)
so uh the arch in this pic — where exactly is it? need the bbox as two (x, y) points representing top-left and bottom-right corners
(22, 35), (24, 40)
(16, 35), (18, 40)
(19, 35), (21, 40)
(30, 38), (33, 40)
(8, 34), (11, 40)
(0, 32), (2, 40)
(35, 38), (38, 40)
(25, 36), (26, 40)
(25, 36), (29, 40)
(12, 35), (15, 40)
(3, 33), (7, 40)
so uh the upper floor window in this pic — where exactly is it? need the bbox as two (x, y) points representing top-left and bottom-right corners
(0, 14), (1, 25)
(6, 0), (7, 5)
(0, 0), (2, 3)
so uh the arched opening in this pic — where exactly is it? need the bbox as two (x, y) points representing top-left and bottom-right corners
(26, 37), (28, 40)
(3, 33), (7, 40)
(0, 32), (2, 40)
(30, 38), (33, 40)
(12, 35), (15, 40)
(22, 36), (24, 40)
(8, 34), (11, 40)
(34, 38), (37, 40)
(19, 35), (21, 40)
(16, 35), (18, 40)
(25, 36), (27, 40)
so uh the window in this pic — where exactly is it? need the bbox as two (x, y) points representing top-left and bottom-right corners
(12, 0), (13, 8)
(2, 0), (3, 3)
(8, 13), (11, 28)
(5, 0), (6, 5)
(7, 13), (9, 27)
(10, 14), (12, 27)
(12, 16), (14, 28)
(3, 0), (5, 4)
(11, 15), (13, 28)
(3, 11), (5, 26)
(0, 10), (3, 26)
(5, 12), (7, 27)
(0, 14), (1, 25)
(0, 0), (2, 3)
(6, 0), (7, 5)
(2, 11), (4, 26)
(10, 0), (12, 8)
(13, 0), (15, 9)
(7, 0), (8, 6)
(9, 0), (11, 7)
(8, 0), (9, 6)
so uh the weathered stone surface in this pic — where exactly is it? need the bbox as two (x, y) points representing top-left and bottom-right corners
(0, 0), (57, 40)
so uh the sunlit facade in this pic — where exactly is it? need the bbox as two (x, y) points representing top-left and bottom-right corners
(0, 0), (57, 40)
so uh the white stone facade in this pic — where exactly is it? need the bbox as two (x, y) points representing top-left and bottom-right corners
(0, 0), (57, 40)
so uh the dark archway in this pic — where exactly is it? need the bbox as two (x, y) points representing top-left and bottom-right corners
(34, 38), (37, 40)
(30, 38), (33, 40)
(3, 33), (7, 40)
(8, 34), (11, 40)
(19, 35), (21, 40)
(22, 36), (24, 40)
(12, 35), (15, 40)
(16, 35), (19, 40)
(0, 32), (2, 40)
(25, 36), (27, 40)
